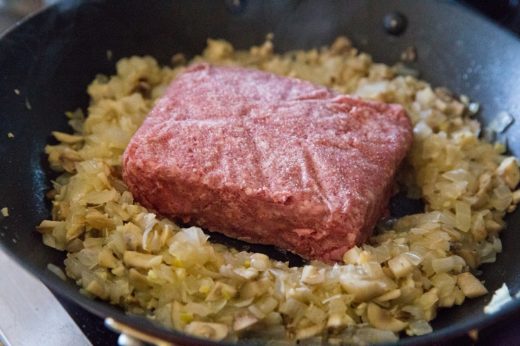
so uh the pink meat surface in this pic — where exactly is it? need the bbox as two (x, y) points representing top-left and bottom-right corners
(122, 64), (413, 262)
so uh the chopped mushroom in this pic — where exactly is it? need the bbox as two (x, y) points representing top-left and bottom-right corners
(457, 272), (488, 298)
(52, 131), (84, 143)
(366, 303), (408, 332)
(233, 311), (259, 331)
(98, 248), (119, 268)
(123, 251), (162, 269)
(85, 279), (107, 299)
(497, 157), (520, 189)
(473, 173), (493, 208)
(85, 209), (115, 229)
(327, 312), (355, 329)
(407, 320), (433, 336)
(330, 36), (352, 54)
(185, 322), (229, 341)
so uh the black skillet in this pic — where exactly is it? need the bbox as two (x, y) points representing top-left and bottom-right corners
(1, 0), (520, 345)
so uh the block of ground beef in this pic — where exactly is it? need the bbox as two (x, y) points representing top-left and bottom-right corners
(122, 64), (413, 262)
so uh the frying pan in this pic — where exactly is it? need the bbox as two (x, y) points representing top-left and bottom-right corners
(1, 0), (520, 344)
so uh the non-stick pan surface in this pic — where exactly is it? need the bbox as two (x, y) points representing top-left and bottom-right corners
(1, 1), (520, 344)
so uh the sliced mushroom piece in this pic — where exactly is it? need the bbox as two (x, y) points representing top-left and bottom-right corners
(329, 36), (352, 55)
(366, 303), (408, 332)
(98, 247), (119, 268)
(185, 321), (229, 341)
(85, 208), (115, 230)
(233, 311), (259, 331)
(457, 272), (488, 298)
(497, 157), (520, 189)
(327, 312), (355, 330)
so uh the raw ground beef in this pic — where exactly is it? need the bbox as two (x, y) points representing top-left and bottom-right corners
(122, 64), (413, 262)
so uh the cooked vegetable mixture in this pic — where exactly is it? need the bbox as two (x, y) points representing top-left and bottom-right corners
(39, 37), (520, 344)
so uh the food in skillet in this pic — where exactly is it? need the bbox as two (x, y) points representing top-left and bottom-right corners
(123, 63), (412, 262)
(39, 37), (520, 343)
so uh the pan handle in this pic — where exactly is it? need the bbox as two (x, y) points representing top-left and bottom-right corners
(104, 317), (175, 346)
